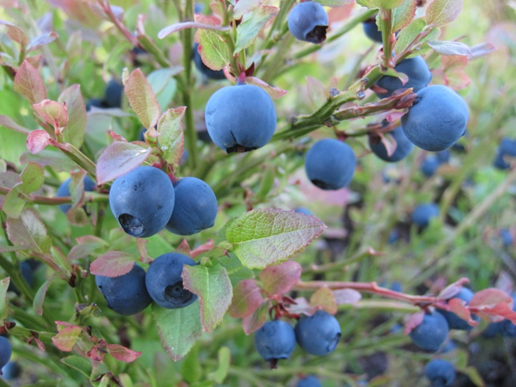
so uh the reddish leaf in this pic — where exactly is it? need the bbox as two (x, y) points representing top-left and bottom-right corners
(68, 235), (107, 261)
(425, 0), (463, 28)
(333, 289), (362, 305)
(33, 337), (46, 352)
(55, 321), (78, 329)
(95, 141), (152, 184)
(310, 286), (338, 315)
(90, 251), (135, 277)
(437, 277), (469, 300)
(245, 77), (287, 99)
(0, 20), (28, 48)
(328, 3), (355, 25)
(470, 288), (512, 309)
(14, 60), (47, 104)
(26, 130), (52, 154)
(260, 261), (302, 296)
(176, 239), (192, 256)
(88, 343), (105, 362)
(191, 240), (215, 258)
(33, 100), (69, 129)
(106, 344), (141, 363)
(124, 68), (161, 130)
(52, 326), (82, 352)
(404, 311), (425, 335)
(448, 298), (478, 326)
(483, 302), (516, 325)
(242, 301), (270, 335)
(470, 42), (496, 59)
(0, 115), (31, 135)
(229, 279), (264, 318)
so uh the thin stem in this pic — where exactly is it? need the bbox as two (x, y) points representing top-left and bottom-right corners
(0, 187), (108, 205)
(97, 0), (139, 47)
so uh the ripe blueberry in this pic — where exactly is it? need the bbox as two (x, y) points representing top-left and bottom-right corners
(500, 229), (513, 246)
(409, 311), (449, 352)
(368, 126), (414, 162)
(95, 263), (152, 315)
(494, 151), (510, 170)
(297, 375), (322, 387)
(192, 43), (226, 80)
(436, 150), (451, 163)
(362, 20), (383, 43)
(109, 166), (175, 238)
(103, 79), (123, 108)
(401, 85), (469, 152)
(437, 288), (479, 330)
(254, 320), (296, 362)
(56, 175), (96, 214)
(288, 2), (328, 44)
(424, 359), (455, 387)
(411, 203), (439, 228)
(86, 98), (109, 111)
(165, 177), (218, 236)
(0, 337), (11, 374)
(145, 253), (197, 309)
(305, 139), (356, 190)
(205, 84), (277, 153)
(375, 56), (432, 99)
(294, 310), (341, 356)
(1, 361), (21, 380)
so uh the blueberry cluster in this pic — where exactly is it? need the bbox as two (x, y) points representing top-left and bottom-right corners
(95, 253), (198, 315)
(108, 166), (217, 238)
(254, 311), (341, 366)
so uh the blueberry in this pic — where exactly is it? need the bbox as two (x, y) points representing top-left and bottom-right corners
(424, 359), (455, 387)
(109, 166), (175, 238)
(254, 320), (296, 362)
(86, 98), (109, 111)
(375, 57), (432, 99)
(95, 263), (152, 315)
(482, 321), (503, 338)
(436, 150), (450, 163)
(500, 229), (513, 246)
(362, 20), (383, 43)
(368, 126), (414, 162)
(401, 85), (469, 152)
(499, 138), (516, 157)
(437, 288), (479, 330)
(411, 203), (439, 228)
(205, 84), (277, 153)
(294, 310), (341, 356)
(103, 79), (123, 108)
(295, 207), (313, 215)
(305, 139), (356, 190)
(165, 177), (218, 236)
(420, 156), (441, 177)
(297, 375), (322, 387)
(493, 151), (510, 170)
(388, 229), (399, 244)
(0, 337), (11, 374)
(1, 361), (21, 380)
(288, 2), (328, 44)
(192, 43), (226, 80)
(56, 175), (96, 214)
(145, 252), (198, 309)
(409, 311), (449, 352)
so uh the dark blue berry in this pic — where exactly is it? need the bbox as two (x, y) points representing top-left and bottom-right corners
(193, 43), (226, 80)
(294, 310), (341, 356)
(411, 203), (439, 228)
(0, 337), (11, 374)
(409, 311), (449, 352)
(437, 288), (479, 331)
(421, 156), (441, 177)
(368, 126), (414, 162)
(254, 320), (296, 361)
(424, 359), (455, 387)
(288, 2), (328, 44)
(145, 253), (198, 309)
(103, 79), (123, 108)
(297, 375), (322, 387)
(57, 175), (96, 214)
(362, 20), (383, 43)
(375, 57), (432, 99)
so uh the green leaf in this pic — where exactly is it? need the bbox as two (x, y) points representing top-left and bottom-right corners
(379, 0), (405, 9)
(195, 29), (230, 71)
(152, 302), (203, 361)
(226, 209), (326, 269)
(33, 274), (55, 316)
(394, 17), (425, 54)
(58, 85), (87, 148)
(208, 347), (231, 384)
(216, 254), (254, 286)
(19, 162), (44, 194)
(392, 0), (417, 31)
(124, 68), (161, 129)
(182, 264), (233, 333)
(0, 277), (10, 321)
(233, 0), (265, 18)
(60, 356), (92, 379)
(157, 107), (185, 166)
(425, 0), (463, 28)
(316, 0), (356, 6)
(356, 0), (380, 8)
(3, 188), (26, 219)
(181, 344), (202, 383)
(234, 6), (279, 54)
(427, 40), (472, 56)
(5, 209), (52, 253)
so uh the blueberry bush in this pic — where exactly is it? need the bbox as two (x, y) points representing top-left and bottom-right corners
(0, 0), (515, 386)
